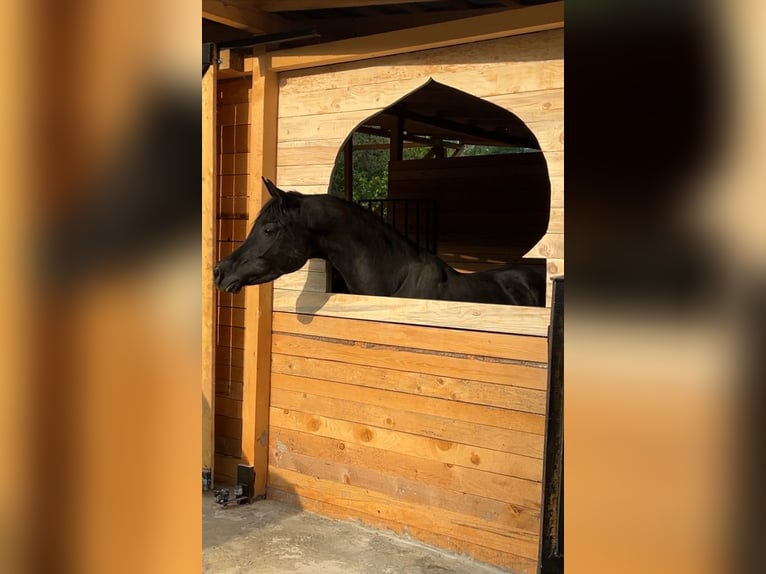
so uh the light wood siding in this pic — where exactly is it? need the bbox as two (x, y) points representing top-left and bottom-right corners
(214, 78), (251, 484)
(274, 29), (563, 307)
(263, 29), (563, 572)
(268, 312), (547, 573)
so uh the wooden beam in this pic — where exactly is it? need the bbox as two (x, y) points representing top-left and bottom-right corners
(203, 0), (289, 34)
(218, 48), (254, 79)
(201, 57), (217, 484)
(267, 2), (564, 72)
(241, 47), (278, 498)
(254, 0), (441, 11)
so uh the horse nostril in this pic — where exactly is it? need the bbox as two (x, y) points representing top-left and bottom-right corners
(213, 265), (222, 284)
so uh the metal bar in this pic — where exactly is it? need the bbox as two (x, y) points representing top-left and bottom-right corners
(217, 27), (319, 50)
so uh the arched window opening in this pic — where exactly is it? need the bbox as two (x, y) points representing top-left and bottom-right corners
(328, 79), (550, 293)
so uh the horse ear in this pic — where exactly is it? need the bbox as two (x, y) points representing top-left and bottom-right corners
(262, 178), (287, 203)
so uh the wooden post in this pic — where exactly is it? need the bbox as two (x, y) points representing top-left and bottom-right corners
(241, 47), (277, 498)
(390, 109), (404, 162)
(201, 54), (218, 486)
(343, 137), (353, 201)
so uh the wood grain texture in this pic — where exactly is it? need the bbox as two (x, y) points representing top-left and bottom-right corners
(240, 49), (278, 496)
(268, 467), (541, 560)
(272, 332), (547, 390)
(202, 60), (217, 477)
(268, 486), (538, 574)
(271, 354), (547, 431)
(269, 427), (542, 508)
(272, 310), (549, 362)
(271, 379), (544, 458)
(270, 408), (542, 481)
(273, 289), (550, 336)
(269, 441), (541, 533)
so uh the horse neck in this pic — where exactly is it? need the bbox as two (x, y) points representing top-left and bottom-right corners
(306, 197), (418, 294)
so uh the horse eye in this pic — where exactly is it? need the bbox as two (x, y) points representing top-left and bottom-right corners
(263, 225), (277, 236)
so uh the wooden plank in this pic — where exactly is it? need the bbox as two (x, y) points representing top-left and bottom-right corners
(215, 415), (242, 440)
(202, 0), (288, 33)
(546, 257), (564, 278)
(219, 153), (250, 176)
(270, 408), (542, 481)
(215, 396), (242, 420)
(270, 377), (545, 458)
(215, 377), (243, 400)
(273, 268), (327, 292)
(272, 289), (550, 336)
(269, 427), (542, 508)
(272, 332), (548, 390)
(241, 48), (278, 497)
(272, 310), (549, 363)
(202, 59), (217, 480)
(269, 442), (541, 533)
(277, 30), (563, 95)
(527, 232), (563, 260)
(277, 71), (562, 120)
(268, 487), (538, 574)
(271, 354), (547, 430)
(485, 88), (564, 125)
(267, 3), (564, 72)
(268, 467), (541, 559)
(256, 0), (442, 10)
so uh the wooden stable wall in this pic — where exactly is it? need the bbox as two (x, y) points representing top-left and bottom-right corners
(207, 26), (563, 573)
(214, 77), (251, 484)
(267, 312), (549, 573)
(275, 28), (564, 301)
(261, 29), (563, 573)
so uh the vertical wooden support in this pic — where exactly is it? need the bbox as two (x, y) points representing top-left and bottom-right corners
(241, 47), (278, 498)
(201, 58), (217, 485)
(343, 138), (353, 201)
(390, 108), (404, 162)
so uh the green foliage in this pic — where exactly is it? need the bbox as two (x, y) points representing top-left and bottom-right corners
(328, 132), (532, 201)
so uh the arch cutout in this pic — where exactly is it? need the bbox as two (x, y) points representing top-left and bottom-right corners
(327, 79), (551, 290)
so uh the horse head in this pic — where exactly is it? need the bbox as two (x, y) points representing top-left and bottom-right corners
(214, 179), (311, 293)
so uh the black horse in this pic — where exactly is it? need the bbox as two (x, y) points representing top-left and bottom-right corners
(214, 179), (545, 306)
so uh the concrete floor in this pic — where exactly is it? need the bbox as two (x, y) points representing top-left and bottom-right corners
(203, 491), (510, 574)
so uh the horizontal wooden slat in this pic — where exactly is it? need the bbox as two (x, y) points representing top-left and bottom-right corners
(272, 354), (546, 428)
(278, 29), (563, 95)
(272, 332), (547, 390)
(272, 310), (548, 363)
(271, 378), (544, 458)
(269, 427), (542, 508)
(269, 437), (540, 533)
(215, 396), (242, 420)
(215, 345), (245, 367)
(270, 408), (542, 481)
(215, 377), (243, 399)
(218, 174), (249, 198)
(277, 64), (563, 119)
(268, 487), (538, 574)
(215, 415), (242, 440)
(216, 325), (245, 349)
(273, 290), (550, 336)
(273, 268), (327, 292)
(268, 467), (540, 560)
